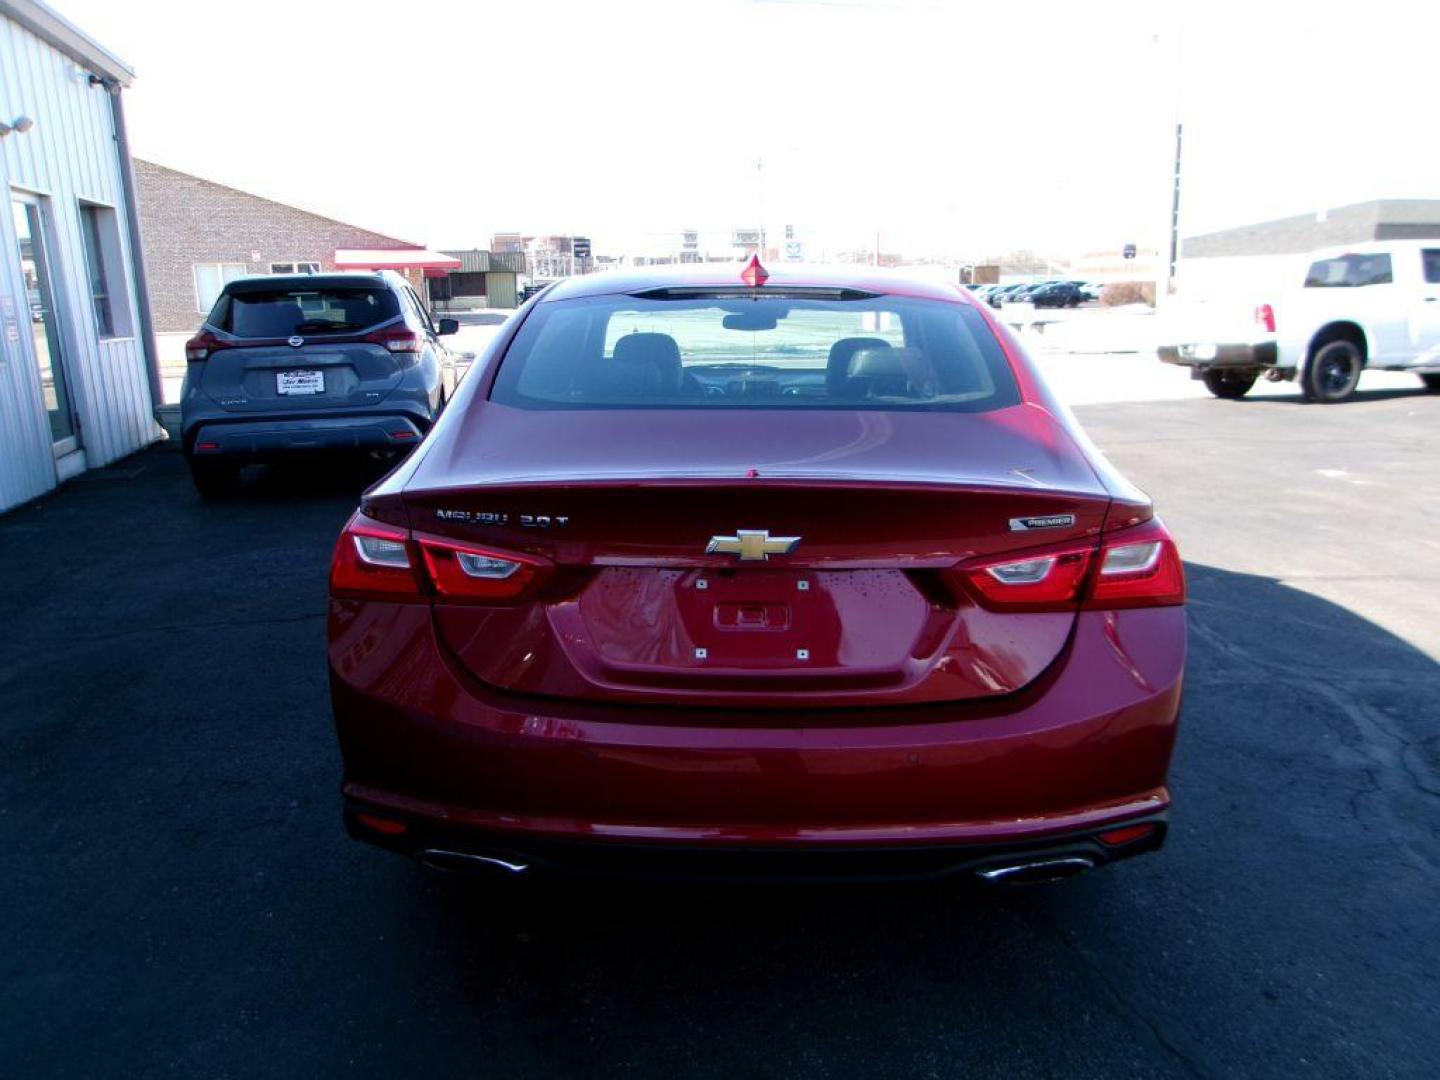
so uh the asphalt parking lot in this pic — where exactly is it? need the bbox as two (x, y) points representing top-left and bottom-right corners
(3, 389), (1438, 1078)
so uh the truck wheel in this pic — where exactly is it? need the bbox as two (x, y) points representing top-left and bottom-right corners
(1421, 374), (1440, 392)
(1202, 370), (1257, 399)
(1303, 339), (1363, 403)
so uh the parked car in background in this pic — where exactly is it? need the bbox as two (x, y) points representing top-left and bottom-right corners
(992, 284), (1032, 306)
(1158, 241), (1440, 401)
(330, 260), (1187, 886)
(1030, 282), (1086, 308)
(180, 271), (459, 494)
(1081, 282), (1106, 302)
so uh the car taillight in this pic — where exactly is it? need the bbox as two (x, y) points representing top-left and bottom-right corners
(958, 545), (1095, 611)
(1254, 303), (1276, 333)
(185, 329), (229, 362)
(329, 514), (550, 603)
(329, 516), (423, 600)
(364, 324), (422, 353)
(954, 519), (1184, 612)
(415, 533), (549, 602)
(1085, 519), (1185, 609)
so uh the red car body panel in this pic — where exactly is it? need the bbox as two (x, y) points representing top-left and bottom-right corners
(329, 264), (1185, 879)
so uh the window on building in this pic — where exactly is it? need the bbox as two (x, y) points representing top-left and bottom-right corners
(270, 262), (321, 275)
(77, 203), (132, 339)
(194, 263), (248, 313)
(1304, 252), (1393, 288)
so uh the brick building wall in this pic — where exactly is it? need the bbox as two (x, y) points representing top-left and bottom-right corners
(134, 160), (423, 332)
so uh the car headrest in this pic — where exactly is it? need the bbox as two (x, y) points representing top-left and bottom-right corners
(826, 337), (890, 395)
(609, 333), (683, 394)
(847, 347), (939, 397)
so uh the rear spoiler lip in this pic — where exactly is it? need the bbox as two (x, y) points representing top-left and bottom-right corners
(626, 285), (884, 302)
(399, 473), (1111, 499)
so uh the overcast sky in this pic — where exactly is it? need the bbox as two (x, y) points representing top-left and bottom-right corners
(51, 0), (1440, 260)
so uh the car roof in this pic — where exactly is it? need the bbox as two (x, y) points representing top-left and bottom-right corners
(223, 272), (392, 294)
(539, 262), (973, 304)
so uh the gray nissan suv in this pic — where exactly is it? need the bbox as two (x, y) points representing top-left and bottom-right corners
(180, 271), (458, 495)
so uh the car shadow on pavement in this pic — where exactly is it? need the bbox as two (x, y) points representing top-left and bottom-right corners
(351, 563), (1440, 1078)
(1233, 386), (1435, 406)
(214, 455), (399, 502)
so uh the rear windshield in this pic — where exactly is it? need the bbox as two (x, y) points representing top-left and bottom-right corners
(210, 286), (400, 338)
(490, 294), (1021, 412)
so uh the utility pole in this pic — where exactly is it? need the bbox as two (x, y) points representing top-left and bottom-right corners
(756, 157), (766, 259)
(1167, 122), (1183, 289)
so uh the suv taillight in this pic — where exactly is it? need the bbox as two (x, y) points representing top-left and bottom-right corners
(185, 329), (229, 362)
(954, 519), (1185, 612)
(363, 324), (422, 354)
(329, 513), (551, 603)
(1254, 303), (1276, 333)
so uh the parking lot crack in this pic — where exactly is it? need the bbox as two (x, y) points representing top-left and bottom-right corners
(1031, 912), (1215, 1079)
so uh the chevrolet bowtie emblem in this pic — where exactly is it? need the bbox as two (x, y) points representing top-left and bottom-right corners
(705, 529), (801, 561)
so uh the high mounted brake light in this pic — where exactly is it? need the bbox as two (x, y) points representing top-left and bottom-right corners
(954, 519), (1184, 612)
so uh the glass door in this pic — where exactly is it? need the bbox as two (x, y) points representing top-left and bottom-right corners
(12, 195), (79, 456)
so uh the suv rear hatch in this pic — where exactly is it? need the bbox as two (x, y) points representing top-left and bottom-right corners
(193, 279), (409, 414)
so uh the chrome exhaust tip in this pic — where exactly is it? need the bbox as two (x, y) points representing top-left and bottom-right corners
(420, 849), (531, 875)
(976, 856), (1095, 885)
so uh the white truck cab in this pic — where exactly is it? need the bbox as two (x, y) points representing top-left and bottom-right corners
(1159, 241), (1440, 402)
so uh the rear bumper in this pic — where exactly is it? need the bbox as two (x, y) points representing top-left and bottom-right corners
(185, 414), (424, 457)
(346, 803), (1168, 882)
(330, 603), (1186, 875)
(1158, 340), (1278, 370)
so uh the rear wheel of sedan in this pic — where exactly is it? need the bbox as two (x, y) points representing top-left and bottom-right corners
(187, 457), (235, 498)
(1303, 339), (1363, 403)
(1421, 373), (1440, 392)
(1202, 369), (1256, 399)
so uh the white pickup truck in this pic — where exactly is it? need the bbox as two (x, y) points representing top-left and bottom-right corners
(1158, 241), (1440, 402)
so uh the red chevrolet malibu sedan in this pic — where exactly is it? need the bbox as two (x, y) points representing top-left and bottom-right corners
(328, 260), (1185, 884)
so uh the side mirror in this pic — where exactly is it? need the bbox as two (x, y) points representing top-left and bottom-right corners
(437, 318), (459, 336)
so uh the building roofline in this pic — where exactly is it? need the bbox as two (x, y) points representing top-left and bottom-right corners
(133, 158), (422, 248)
(1183, 198), (1440, 246)
(0, 0), (134, 86)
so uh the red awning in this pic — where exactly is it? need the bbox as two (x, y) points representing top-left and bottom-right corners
(333, 248), (462, 271)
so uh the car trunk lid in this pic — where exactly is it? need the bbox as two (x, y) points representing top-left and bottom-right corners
(398, 403), (1112, 707)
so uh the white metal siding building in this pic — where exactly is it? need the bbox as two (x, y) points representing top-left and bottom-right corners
(0, 0), (159, 512)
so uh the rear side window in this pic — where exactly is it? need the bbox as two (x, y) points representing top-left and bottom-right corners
(1422, 249), (1440, 285)
(490, 294), (1020, 412)
(1304, 253), (1393, 288)
(210, 286), (400, 338)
